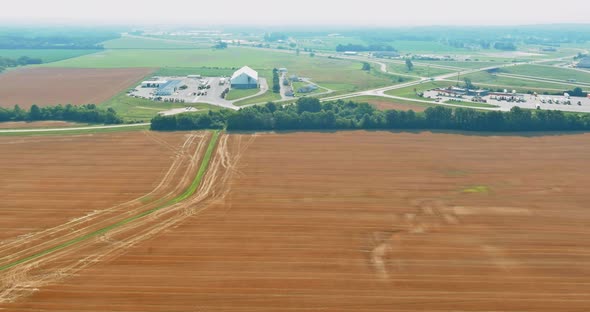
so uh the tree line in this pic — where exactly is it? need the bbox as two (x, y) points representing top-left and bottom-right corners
(272, 68), (280, 93)
(0, 56), (43, 73)
(151, 97), (590, 132)
(0, 104), (123, 124)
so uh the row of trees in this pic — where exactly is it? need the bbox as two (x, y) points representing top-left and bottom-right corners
(272, 68), (280, 93)
(0, 56), (43, 72)
(151, 97), (590, 132)
(0, 104), (123, 124)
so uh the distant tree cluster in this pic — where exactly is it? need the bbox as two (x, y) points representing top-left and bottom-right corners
(0, 56), (43, 72)
(0, 35), (112, 49)
(264, 32), (287, 42)
(0, 104), (123, 124)
(336, 44), (396, 52)
(493, 42), (517, 51)
(151, 97), (590, 132)
(213, 41), (228, 49)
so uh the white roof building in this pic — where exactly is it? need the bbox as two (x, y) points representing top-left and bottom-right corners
(230, 66), (259, 89)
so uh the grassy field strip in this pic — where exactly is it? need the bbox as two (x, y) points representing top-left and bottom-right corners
(497, 73), (590, 88)
(0, 123), (151, 135)
(0, 131), (220, 272)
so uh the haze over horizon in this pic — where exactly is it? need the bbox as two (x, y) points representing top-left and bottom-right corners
(1, 0), (589, 27)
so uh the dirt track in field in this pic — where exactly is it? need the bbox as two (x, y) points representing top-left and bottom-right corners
(0, 67), (153, 109)
(3, 131), (590, 311)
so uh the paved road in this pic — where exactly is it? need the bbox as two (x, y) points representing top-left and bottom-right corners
(0, 123), (150, 133)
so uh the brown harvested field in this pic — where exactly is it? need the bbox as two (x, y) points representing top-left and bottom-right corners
(0, 121), (83, 129)
(0, 67), (153, 109)
(0, 131), (204, 241)
(3, 131), (590, 311)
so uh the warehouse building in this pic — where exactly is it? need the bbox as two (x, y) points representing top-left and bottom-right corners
(155, 80), (182, 96)
(231, 66), (258, 89)
(141, 80), (168, 88)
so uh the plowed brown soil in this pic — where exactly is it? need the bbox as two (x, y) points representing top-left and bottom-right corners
(3, 131), (590, 311)
(0, 67), (153, 109)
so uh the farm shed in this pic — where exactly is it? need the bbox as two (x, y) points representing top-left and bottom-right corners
(155, 80), (182, 96)
(231, 66), (259, 89)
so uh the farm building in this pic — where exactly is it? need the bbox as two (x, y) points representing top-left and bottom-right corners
(577, 57), (590, 68)
(231, 66), (259, 89)
(155, 80), (182, 96)
(141, 80), (168, 88)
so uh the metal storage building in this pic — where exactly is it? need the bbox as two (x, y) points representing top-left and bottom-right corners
(155, 80), (182, 96)
(230, 66), (259, 89)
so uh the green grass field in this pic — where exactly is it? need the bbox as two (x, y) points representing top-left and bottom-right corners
(154, 67), (235, 77)
(225, 88), (260, 100)
(0, 49), (100, 63)
(387, 62), (456, 77)
(415, 60), (507, 69)
(499, 64), (590, 84)
(0, 124), (150, 137)
(103, 36), (211, 49)
(101, 93), (222, 122)
(234, 90), (282, 106)
(384, 81), (450, 100)
(347, 95), (437, 109)
(459, 71), (581, 91)
(42, 47), (394, 93)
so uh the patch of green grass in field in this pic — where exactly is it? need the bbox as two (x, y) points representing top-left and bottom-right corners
(445, 169), (469, 177)
(462, 185), (490, 194)
(103, 36), (210, 49)
(499, 64), (590, 84)
(0, 49), (100, 64)
(225, 88), (260, 100)
(445, 99), (499, 108)
(385, 81), (450, 100)
(234, 90), (282, 106)
(387, 62), (456, 77)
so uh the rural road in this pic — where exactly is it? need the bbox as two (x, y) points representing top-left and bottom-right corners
(0, 123), (150, 133)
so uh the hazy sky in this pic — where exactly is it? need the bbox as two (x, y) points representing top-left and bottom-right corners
(2, 0), (589, 26)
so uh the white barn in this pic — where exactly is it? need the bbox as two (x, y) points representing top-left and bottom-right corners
(230, 66), (258, 89)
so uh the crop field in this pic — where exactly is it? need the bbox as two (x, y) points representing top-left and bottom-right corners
(0, 49), (100, 63)
(0, 131), (202, 240)
(0, 67), (154, 109)
(2, 131), (590, 311)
